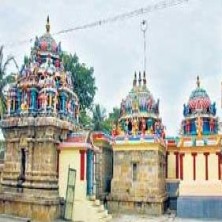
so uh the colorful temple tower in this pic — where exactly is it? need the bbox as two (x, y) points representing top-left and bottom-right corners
(108, 72), (167, 214)
(166, 76), (222, 219)
(0, 17), (79, 221)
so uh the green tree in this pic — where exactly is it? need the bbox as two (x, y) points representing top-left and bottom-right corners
(101, 107), (121, 134)
(92, 104), (106, 131)
(79, 109), (93, 129)
(108, 107), (120, 128)
(92, 105), (121, 134)
(62, 53), (97, 111)
(0, 46), (17, 118)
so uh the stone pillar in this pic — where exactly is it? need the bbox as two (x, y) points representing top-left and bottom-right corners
(166, 151), (169, 178)
(192, 152), (197, 180)
(174, 152), (179, 179)
(204, 152), (209, 180)
(216, 152), (222, 180)
(79, 150), (86, 181)
(87, 149), (94, 196)
(179, 153), (185, 180)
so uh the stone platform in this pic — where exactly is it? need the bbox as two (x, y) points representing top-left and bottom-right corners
(0, 193), (61, 222)
(108, 199), (166, 215)
(110, 213), (221, 222)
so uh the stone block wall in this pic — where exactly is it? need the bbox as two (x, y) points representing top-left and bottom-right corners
(95, 147), (113, 200)
(109, 143), (167, 214)
(1, 125), (60, 193)
(0, 116), (73, 221)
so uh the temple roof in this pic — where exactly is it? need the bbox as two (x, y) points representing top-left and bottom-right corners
(32, 16), (61, 57)
(183, 76), (216, 118)
(115, 71), (165, 139)
(181, 76), (218, 137)
(187, 76), (211, 114)
(119, 71), (160, 120)
(4, 17), (79, 128)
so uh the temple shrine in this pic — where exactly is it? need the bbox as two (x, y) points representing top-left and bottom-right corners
(108, 71), (167, 214)
(0, 17), (79, 221)
(1, 16), (222, 222)
(166, 76), (222, 219)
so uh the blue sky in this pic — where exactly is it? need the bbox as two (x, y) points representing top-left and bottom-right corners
(1, 0), (222, 136)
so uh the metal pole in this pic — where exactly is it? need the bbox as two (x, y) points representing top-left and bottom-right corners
(141, 20), (148, 73)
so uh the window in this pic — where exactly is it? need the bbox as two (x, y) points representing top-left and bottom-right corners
(132, 163), (137, 181)
(21, 148), (26, 178)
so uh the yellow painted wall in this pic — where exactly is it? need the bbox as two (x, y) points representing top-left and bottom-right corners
(168, 152), (176, 179)
(59, 149), (87, 201)
(183, 153), (193, 181)
(208, 154), (218, 180)
(195, 154), (205, 181)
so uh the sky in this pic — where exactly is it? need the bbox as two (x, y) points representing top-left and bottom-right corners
(0, 0), (222, 136)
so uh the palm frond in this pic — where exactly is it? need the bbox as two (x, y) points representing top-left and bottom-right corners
(2, 56), (16, 74)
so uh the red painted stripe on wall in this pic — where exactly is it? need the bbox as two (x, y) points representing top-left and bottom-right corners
(80, 150), (86, 181)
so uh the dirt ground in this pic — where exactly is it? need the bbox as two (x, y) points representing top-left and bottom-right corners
(110, 213), (220, 222)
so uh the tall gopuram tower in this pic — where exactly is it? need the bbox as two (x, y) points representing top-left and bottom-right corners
(173, 76), (222, 219)
(108, 72), (167, 215)
(0, 17), (79, 221)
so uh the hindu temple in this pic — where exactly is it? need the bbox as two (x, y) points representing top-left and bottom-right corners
(0, 17), (79, 221)
(166, 76), (222, 219)
(108, 71), (167, 214)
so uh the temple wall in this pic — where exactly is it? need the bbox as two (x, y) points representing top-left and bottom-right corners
(95, 145), (113, 200)
(109, 142), (167, 214)
(183, 154), (192, 181)
(167, 152), (176, 179)
(59, 149), (86, 201)
(177, 143), (222, 219)
(196, 154), (205, 180)
(208, 154), (218, 180)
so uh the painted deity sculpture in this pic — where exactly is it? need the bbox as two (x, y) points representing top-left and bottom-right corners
(209, 118), (215, 133)
(196, 116), (203, 138)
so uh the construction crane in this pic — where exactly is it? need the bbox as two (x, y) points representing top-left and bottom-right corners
(4, 0), (189, 48)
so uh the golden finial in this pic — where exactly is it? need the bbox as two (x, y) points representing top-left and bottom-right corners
(196, 75), (200, 88)
(46, 16), (50, 33)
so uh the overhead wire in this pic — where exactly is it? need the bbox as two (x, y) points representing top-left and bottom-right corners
(2, 0), (188, 49)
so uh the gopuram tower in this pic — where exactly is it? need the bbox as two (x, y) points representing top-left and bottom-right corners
(175, 76), (222, 219)
(108, 72), (167, 214)
(0, 17), (79, 221)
